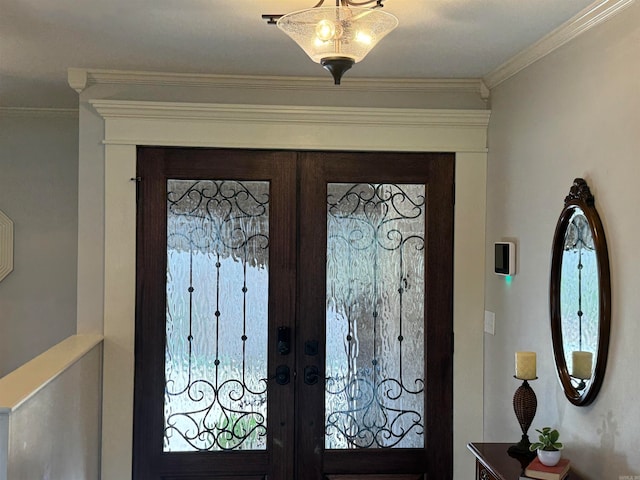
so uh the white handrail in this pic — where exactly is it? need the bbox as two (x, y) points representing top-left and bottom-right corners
(0, 334), (103, 412)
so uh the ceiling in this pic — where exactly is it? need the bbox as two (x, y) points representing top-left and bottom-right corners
(1, 0), (598, 108)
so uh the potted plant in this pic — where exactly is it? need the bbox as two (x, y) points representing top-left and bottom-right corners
(529, 427), (564, 466)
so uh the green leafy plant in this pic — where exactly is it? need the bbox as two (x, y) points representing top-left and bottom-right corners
(529, 427), (564, 452)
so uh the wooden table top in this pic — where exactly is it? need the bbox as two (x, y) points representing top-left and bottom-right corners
(467, 442), (585, 480)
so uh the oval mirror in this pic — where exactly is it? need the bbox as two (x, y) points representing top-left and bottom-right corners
(550, 178), (611, 406)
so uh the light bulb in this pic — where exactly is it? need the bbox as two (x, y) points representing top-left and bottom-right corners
(316, 19), (336, 41)
(355, 30), (372, 45)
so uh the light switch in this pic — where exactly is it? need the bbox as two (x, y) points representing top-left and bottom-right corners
(484, 310), (495, 335)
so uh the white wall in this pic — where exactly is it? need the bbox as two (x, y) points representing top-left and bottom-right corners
(485, 3), (640, 479)
(0, 110), (79, 378)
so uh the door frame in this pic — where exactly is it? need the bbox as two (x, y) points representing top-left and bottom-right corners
(89, 101), (489, 480)
(132, 149), (454, 479)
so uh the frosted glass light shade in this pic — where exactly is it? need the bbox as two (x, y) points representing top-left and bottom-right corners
(277, 6), (398, 64)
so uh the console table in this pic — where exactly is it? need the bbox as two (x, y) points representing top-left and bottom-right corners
(467, 443), (585, 480)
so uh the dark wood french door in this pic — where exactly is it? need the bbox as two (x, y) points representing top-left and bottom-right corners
(133, 147), (454, 480)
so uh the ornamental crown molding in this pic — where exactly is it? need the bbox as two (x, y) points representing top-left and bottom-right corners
(69, 68), (489, 100)
(484, 0), (635, 88)
(0, 107), (78, 118)
(89, 100), (491, 127)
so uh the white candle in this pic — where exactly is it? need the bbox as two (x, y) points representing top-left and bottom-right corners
(515, 351), (537, 380)
(571, 351), (593, 379)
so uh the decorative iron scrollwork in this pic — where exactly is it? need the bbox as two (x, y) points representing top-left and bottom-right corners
(164, 179), (269, 451)
(325, 183), (425, 449)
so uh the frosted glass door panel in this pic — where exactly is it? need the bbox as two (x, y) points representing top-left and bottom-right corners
(325, 183), (425, 449)
(164, 179), (269, 452)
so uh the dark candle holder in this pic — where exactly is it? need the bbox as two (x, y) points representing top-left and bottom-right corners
(572, 376), (588, 391)
(507, 376), (537, 459)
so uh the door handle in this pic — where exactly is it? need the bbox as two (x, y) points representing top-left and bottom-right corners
(275, 364), (290, 385)
(277, 326), (291, 355)
(304, 365), (319, 385)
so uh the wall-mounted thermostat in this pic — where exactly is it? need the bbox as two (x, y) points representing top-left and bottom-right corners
(494, 242), (516, 276)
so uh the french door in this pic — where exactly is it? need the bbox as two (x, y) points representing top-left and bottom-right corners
(133, 147), (454, 480)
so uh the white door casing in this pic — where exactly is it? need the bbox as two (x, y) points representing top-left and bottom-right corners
(87, 100), (489, 480)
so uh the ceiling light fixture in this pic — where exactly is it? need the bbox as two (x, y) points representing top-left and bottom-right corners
(263, 1), (398, 85)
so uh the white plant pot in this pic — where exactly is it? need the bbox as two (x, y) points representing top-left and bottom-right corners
(537, 449), (562, 466)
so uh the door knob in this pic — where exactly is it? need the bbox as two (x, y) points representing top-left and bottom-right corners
(304, 365), (319, 385)
(275, 364), (290, 385)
